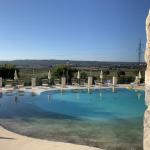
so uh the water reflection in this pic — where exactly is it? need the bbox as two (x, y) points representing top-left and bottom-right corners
(88, 88), (92, 94)
(31, 92), (37, 97)
(60, 89), (65, 96)
(48, 93), (51, 102)
(0, 92), (3, 99)
(14, 95), (19, 104)
(112, 86), (116, 93)
(5, 91), (13, 96)
(99, 92), (102, 97)
(18, 91), (25, 96)
(137, 92), (142, 100)
(76, 93), (80, 100)
(0, 92), (2, 107)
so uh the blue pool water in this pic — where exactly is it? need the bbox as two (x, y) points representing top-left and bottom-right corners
(0, 88), (146, 150)
(36, 89), (145, 121)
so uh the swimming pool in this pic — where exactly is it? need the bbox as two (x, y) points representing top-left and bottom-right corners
(0, 88), (146, 150)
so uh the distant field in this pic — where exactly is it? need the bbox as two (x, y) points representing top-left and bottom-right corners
(0, 59), (146, 68)
(18, 67), (145, 86)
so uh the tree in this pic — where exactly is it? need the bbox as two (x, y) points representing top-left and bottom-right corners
(118, 76), (134, 84)
(117, 70), (126, 77)
(0, 64), (19, 79)
(80, 72), (88, 80)
(52, 65), (77, 84)
(103, 70), (110, 75)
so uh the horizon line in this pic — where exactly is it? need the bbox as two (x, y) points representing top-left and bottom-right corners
(0, 59), (145, 63)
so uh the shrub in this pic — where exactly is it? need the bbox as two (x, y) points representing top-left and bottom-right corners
(118, 76), (134, 84)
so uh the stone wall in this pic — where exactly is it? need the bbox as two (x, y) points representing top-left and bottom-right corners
(0, 77), (2, 87)
(61, 77), (66, 88)
(31, 77), (36, 87)
(144, 9), (150, 150)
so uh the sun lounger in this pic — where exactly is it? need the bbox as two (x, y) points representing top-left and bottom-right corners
(94, 80), (103, 87)
(71, 78), (79, 86)
(80, 79), (86, 87)
(54, 79), (61, 87)
(5, 80), (14, 91)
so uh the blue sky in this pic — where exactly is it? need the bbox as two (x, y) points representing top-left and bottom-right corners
(0, 0), (150, 61)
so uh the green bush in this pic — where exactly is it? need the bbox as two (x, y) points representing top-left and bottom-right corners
(80, 72), (88, 80)
(0, 64), (19, 79)
(118, 76), (134, 84)
(103, 70), (110, 75)
(52, 65), (77, 84)
(117, 70), (125, 77)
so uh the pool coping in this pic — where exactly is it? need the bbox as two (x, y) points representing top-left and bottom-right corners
(1, 84), (145, 95)
(0, 126), (102, 150)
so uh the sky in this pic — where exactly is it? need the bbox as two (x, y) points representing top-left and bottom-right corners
(0, 0), (150, 62)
